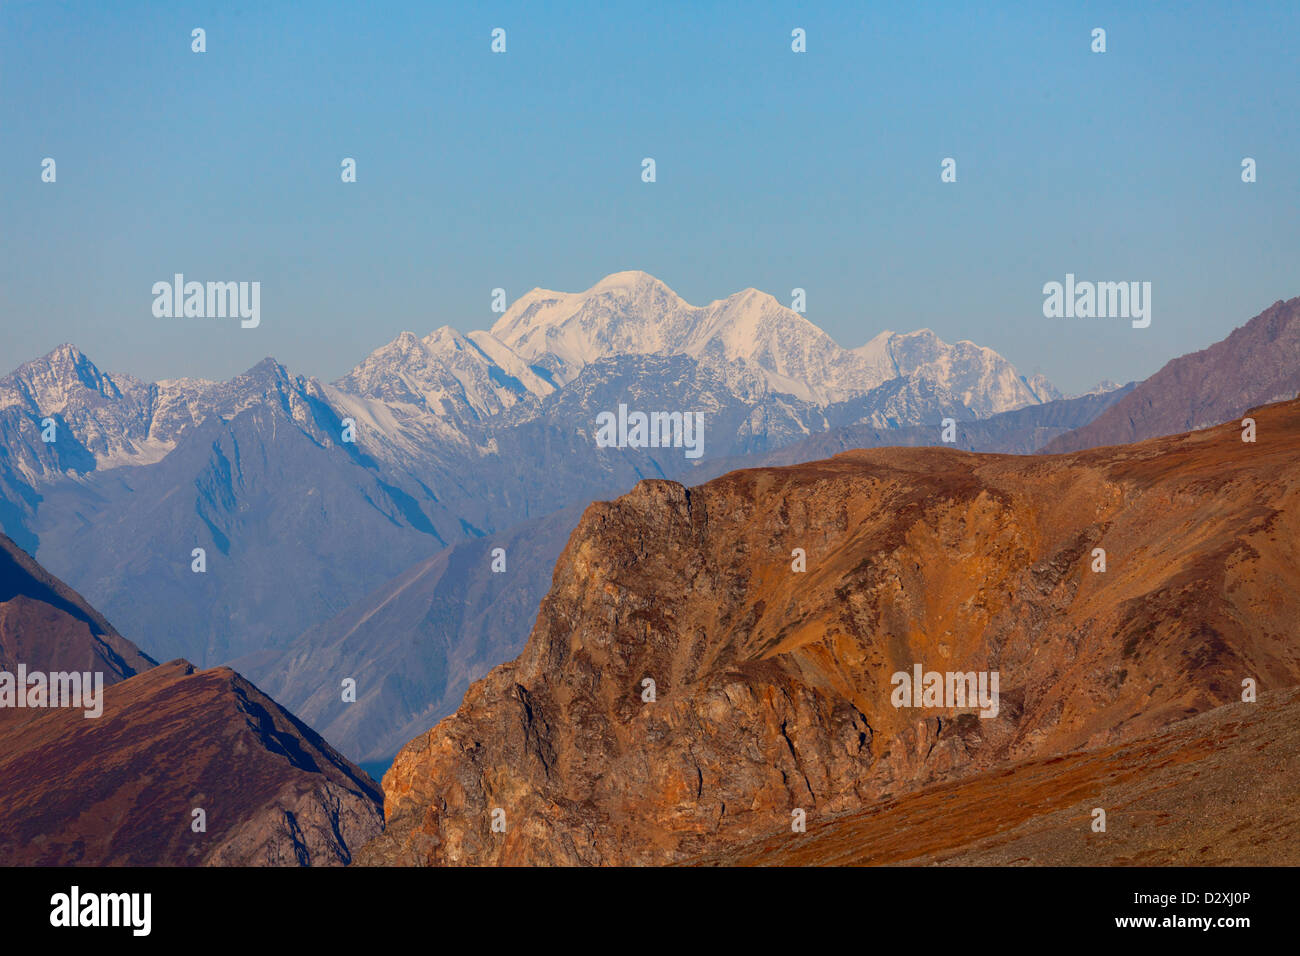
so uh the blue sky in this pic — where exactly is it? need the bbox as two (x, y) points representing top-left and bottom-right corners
(2, 0), (1297, 394)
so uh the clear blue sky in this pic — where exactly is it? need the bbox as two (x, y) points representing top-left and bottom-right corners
(2, 0), (1297, 394)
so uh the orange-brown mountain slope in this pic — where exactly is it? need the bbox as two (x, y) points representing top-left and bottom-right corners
(699, 686), (1300, 866)
(0, 534), (382, 866)
(359, 398), (1300, 866)
(0, 660), (383, 865)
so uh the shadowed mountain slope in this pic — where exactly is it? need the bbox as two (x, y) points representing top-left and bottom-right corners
(0, 541), (382, 866)
(1043, 296), (1300, 453)
(0, 531), (155, 687)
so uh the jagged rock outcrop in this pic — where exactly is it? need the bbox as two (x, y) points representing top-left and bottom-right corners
(360, 397), (1300, 865)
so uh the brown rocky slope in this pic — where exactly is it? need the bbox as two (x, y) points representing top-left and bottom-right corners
(0, 660), (385, 865)
(0, 536), (383, 865)
(360, 398), (1300, 865)
(699, 686), (1300, 866)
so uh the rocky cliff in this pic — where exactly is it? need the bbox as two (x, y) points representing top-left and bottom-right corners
(360, 397), (1300, 865)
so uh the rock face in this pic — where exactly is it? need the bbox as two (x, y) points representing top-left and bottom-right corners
(0, 538), (383, 866)
(700, 687), (1300, 867)
(1043, 296), (1300, 453)
(360, 397), (1300, 866)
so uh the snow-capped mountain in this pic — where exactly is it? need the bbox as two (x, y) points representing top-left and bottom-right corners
(0, 344), (357, 483)
(1021, 372), (1066, 404)
(0, 344), (221, 482)
(334, 326), (553, 425)
(1070, 379), (1123, 399)
(490, 270), (1053, 411)
(324, 326), (556, 469)
(2, 273), (1059, 493)
(852, 328), (1057, 417)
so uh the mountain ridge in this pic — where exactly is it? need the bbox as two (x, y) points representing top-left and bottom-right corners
(1042, 296), (1300, 453)
(0, 538), (383, 865)
(360, 395), (1300, 865)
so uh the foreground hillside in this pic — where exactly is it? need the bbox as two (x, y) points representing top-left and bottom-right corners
(360, 398), (1300, 865)
(0, 534), (383, 866)
(699, 687), (1300, 866)
(0, 532), (155, 684)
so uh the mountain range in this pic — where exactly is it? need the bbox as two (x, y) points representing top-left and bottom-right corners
(3, 278), (1295, 771)
(5, 279), (1300, 866)
(0, 274), (1077, 755)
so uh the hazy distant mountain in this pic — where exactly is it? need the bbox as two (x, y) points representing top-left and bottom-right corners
(1069, 379), (1122, 399)
(1021, 372), (1065, 403)
(236, 506), (585, 763)
(728, 384), (1137, 471)
(22, 357), (476, 664)
(1043, 296), (1300, 453)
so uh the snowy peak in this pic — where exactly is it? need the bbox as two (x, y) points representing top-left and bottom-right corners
(0, 346), (342, 481)
(0, 271), (1062, 488)
(490, 273), (1056, 411)
(1071, 379), (1123, 398)
(491, 272), (870, 402)
(490, 271), (695, 376)
(336, 323), (552, 426)
(0, 344), (128, 414)
(1022, 373), (1066, 404)
(848, 328), (1050, 417)
(0, 346), (168, 478)
(589, 269), (681, 297)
